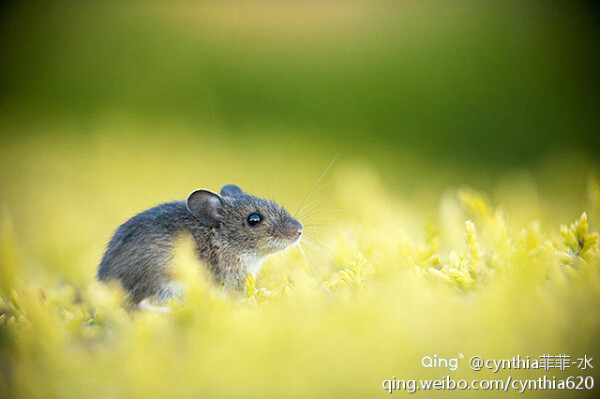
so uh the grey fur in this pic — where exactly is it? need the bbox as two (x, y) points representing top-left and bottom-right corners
(97, 184), (302, 304)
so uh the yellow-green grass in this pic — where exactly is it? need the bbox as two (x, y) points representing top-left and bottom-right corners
(0, 127), (599, 398)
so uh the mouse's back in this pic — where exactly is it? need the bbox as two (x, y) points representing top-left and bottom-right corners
(97, 201), (194, 302)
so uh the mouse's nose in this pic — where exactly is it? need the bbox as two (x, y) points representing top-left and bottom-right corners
(285, 220), (303, 238)
(294, 222), (303, 236)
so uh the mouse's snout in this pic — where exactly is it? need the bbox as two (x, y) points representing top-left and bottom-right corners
(283, 219), (303, 240)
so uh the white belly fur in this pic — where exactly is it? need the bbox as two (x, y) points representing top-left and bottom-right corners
(242, 254), (265, 276)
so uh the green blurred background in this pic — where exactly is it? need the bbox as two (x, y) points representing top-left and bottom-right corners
(2, 0), (599, 164)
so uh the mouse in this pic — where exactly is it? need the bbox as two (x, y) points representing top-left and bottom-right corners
(97, 184), (303, 308)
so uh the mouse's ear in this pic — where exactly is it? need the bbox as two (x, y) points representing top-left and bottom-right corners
(220, 184), (244, 197)
(187, 189), (225, 227)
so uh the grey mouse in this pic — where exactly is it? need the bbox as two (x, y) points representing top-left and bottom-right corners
(97, 184), (303, 307)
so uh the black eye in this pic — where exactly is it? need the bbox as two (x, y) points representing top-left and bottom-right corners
(247, 213), (262, 226)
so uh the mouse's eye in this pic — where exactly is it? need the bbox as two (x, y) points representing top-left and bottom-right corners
(246, 213), (262, 226)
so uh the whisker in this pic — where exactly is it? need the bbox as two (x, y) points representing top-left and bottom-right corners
(297, 199), (339, 221)
(303, 231), (328, 239)
(293, 156), (337, 218)
(300, 206), (345, 217)
(296, 199), (324, 220)
(301, 239), (330, 259)
(296, 244), (318, 276)
(302, 235), (327, 248)
(303, 235), (347, 261)
(302, 237), (329, 256)
(298, 205), (342, 222)
(302, 224), (329, 232)
(300, 216), (339, 225)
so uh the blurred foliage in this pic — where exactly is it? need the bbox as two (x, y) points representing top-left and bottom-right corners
(1, 1), (600, 398)
(1, 157), (600, 397)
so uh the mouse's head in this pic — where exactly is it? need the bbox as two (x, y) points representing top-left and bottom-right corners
(187, 184), (303, 257)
